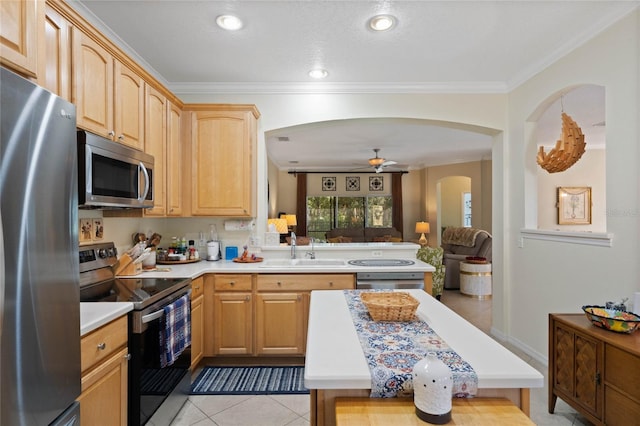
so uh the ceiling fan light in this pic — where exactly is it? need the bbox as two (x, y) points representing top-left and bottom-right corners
(368, 157), (385, 166)
(216, 15), (243, 31)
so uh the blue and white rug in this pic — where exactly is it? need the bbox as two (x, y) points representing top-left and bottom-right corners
(190, 366), (308, 395)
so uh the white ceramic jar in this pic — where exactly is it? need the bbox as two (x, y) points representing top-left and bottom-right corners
(413, 352), (453, 424)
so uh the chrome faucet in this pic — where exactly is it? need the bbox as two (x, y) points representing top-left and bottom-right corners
(290, 232), (297, 259)
(306, 237), (316, 259)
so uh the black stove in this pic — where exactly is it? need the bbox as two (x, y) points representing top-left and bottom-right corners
(79, 242), (190, 310)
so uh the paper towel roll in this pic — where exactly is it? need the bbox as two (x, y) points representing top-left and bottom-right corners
(633, 292), (640, 314)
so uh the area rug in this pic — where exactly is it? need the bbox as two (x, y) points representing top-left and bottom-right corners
(190, 366), (308, 395)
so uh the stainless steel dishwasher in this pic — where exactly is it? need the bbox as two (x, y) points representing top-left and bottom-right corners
(349, 259), (425, 290)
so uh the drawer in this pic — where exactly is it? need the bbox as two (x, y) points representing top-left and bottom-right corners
(605, 385), (640, 425)
(81, 315), (127, 373)
(214, 274), (252, 291)
(257, 274), (354, 291)
(605, 344), (640, 400)
(191, 276), (204, 299)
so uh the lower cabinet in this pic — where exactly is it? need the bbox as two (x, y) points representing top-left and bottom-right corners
(549, 313), (640, 426)
(203, 273), (354, 357)
(190, 276), (204, 369)
(78, 315), (129, 426)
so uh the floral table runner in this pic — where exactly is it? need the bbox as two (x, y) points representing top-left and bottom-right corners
(343, 290), (478, 398)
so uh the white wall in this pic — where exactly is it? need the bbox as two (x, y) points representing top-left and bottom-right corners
(505, 10), (639, 360)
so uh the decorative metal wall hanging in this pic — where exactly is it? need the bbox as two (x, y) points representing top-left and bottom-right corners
(369, 176), (384, 191)
(346, 176), (360, 191)
(537, 112), (586, 173)
(322, 176), (336, 191)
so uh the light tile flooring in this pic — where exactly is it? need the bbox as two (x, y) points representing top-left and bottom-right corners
(168, 290), (593, 426)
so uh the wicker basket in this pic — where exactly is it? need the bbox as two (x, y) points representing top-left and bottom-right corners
(360, 292), (419, 322)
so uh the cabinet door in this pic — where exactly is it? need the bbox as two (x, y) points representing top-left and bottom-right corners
(78, 347), (128, 426)
(166, 101), (183, 216)
(551, 320), (602, 419)
(190, 109), (255, 216)
(213, 292), (253, 355)
(0, 0), (39, 77)
(191, 294), (204, 369)
(255, 292), (305, 355)
(72, 27), (114, 137)
(114, 61), (144, 149)
(143, 85), (167, 216)
(42, 4), (71, 100)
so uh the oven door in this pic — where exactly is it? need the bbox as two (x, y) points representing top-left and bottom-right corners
(129, 292), (191, 426)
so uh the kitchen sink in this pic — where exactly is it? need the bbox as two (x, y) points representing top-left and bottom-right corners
(260, 258), (347, 268)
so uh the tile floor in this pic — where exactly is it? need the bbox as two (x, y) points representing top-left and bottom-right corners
(167, 290), (593, 426)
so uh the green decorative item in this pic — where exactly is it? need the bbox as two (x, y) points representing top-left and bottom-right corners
(417, 246), (445, 300)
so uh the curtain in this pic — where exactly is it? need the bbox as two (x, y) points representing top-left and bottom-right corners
(296, 173), (307, 235)
(391, 172), (403, 234)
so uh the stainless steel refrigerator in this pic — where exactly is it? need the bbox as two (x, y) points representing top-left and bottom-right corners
(1, 67), (81, 425)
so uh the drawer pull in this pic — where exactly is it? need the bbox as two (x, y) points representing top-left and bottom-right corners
(230, 281), (235, 286)
(97, 342), (106, 351)
(277, 281), (282, 286)
(595, 372), (601, 385)
(329, 282), (333, 286)
(245, 295), (250, 301)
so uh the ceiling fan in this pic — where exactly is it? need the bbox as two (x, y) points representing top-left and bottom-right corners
(367, 148), (397, 173)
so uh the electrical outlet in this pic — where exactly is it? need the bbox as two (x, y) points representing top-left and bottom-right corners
(371, 250), (382, 257)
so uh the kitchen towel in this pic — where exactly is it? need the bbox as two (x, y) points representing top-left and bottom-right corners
(343, 290), (478, 398)
(159, 293), (191, 368)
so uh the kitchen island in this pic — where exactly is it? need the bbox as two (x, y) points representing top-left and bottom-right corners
(304, 290), (543, 426)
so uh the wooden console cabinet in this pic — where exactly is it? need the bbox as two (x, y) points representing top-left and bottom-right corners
(549, 313), (640, 425)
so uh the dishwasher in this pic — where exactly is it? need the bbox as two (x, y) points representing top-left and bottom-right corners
(349, 259), (425, 290)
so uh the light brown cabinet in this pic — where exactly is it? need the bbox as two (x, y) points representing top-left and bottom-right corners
(549, 313), (640, 425)
(143, 85), (167, 216)
(0, 0), (41, 78)
(78, 315), (129, 426)
(72, 28), (144, 148)
(42, 3), (71, 100)
(187, 105), (259, 217)
(203, 273), (355, 358)
(166, 101), (184, 216)
(190, 276), (204, 369)
(211, 274), (254, 355)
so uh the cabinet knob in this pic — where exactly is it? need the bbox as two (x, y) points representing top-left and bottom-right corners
(277, 281), (282, 286)
(118, 134), (124, 141)
(124, 353), (131, 361)
(297, 295), (301, 301)
(108, 130), (115, 137)
(329, 282), (333, 286)
(194, 286), (200, 290)
(230, 281), (235, 286)
(245, 295), (250, 301)
(97, 342), (106, 350)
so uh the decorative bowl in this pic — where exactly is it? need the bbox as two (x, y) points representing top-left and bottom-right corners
(582, 305), (640, 334)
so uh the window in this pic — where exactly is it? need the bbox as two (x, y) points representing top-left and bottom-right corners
(306, 196), (392, 240)
(462, 192), (471, 227)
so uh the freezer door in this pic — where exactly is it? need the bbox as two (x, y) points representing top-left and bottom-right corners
(1, 67), (81, 425)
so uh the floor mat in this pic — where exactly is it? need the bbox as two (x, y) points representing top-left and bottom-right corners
(190, 366), (308, 395)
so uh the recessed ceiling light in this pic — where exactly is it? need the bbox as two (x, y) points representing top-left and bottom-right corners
(369, 15), (395, 31)
(308, 69), (328, 79)
(216, 15), (243, 31)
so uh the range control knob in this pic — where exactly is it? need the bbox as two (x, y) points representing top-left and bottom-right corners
(97, 249), (108, 258)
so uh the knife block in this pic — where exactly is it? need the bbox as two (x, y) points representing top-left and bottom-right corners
(114, 253), (142, 276)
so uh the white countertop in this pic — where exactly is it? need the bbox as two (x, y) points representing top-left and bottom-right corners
(118, 257), (435, 279)
(80, 302), (133, 336)
(304, 290), (544, 390)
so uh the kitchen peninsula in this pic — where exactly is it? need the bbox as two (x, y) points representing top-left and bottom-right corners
(305, 290), (543, 426)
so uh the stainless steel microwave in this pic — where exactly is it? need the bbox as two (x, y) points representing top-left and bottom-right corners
(77, 130), (154, 209)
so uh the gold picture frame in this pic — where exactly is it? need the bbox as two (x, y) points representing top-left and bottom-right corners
(558, 187), (592, 225)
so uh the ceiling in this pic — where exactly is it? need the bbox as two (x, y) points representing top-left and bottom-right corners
(74, 1), (634, 172)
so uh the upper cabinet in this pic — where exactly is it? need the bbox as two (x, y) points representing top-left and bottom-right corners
(143, 85), (167, 217)
(42, 3), (71, 100)
(0, 0), (41, 78)
(166, 101), (184, 216)
(72, 28), (144, 149)
(186, 105), (260, 217)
